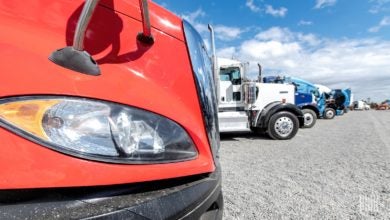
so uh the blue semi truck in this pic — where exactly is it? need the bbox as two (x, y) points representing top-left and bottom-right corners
(263, 76), (336, 128)
(326, 88), (352, 115)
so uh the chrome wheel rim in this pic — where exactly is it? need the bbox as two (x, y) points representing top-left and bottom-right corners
(304, 113), (313, 126)
(326, 110), (334, 118)
(274, 117), (294, 137)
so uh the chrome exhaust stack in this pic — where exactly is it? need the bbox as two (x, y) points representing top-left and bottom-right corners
(49, 0), (101, 76)
(257, 63), (262, 83)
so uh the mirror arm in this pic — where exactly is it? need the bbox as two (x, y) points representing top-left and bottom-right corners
(73, 0), (100, 51)
(48, 0), (101, 76)
(137, 0), (154, 45)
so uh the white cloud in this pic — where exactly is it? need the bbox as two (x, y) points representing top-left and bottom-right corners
(368, 16), (390, 32)
(265, 5), (288, 17)
(181, 9), (208, 34)
(216, 47), (237, 59)
(181, 9), (245, 41)
(217, 27), (390, 102)
(297, 33), (321, 46)
(214, 26), (244, 41)
(241, 40), (301, 59)
(181, 8), (205, 23)
(246, 0), (260, 12)
(254, 27), (321, 46)
(255, 27), (294, 42)
(314, 0), (337, 9)
(369, 0), (390, 13)
(298, 20), (313, 26)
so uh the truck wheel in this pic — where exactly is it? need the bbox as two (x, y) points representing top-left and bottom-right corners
(324, 108), (335, 119)
(267, 111), (299, 140)
(301, 109), (316, 128)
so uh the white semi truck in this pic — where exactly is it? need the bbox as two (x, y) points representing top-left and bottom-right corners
(208, 25), (304, 140)
(215, 58), (304, 140)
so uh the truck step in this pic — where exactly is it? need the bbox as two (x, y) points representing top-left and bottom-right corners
(218, 111), (250, 132)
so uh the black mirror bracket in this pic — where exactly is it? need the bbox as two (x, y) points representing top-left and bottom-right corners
(137, 33), (154, 45)
(49, 0), (101, 76)
(137, 0), (154, 45)
(49, 47), (100, 75)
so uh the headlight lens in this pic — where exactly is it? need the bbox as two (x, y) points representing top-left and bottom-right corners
(0, 97), (197, 163)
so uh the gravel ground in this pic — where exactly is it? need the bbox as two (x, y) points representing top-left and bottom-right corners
(220, 110), (390, 220)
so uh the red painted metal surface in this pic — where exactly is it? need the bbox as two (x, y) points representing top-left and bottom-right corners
(0, 0), (214, 189)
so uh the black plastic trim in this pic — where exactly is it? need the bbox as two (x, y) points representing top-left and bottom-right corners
(49, 47), (101, 76)
(257, 102), (304, 128)
(0, 165), (223, 220)
(137, 32), (155, 45)
(218, 107), (245, 112)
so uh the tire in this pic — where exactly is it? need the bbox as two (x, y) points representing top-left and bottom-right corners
(301, 109), (317, 128)
(324, 108), (335, 119)
(267, 111), (299, 140)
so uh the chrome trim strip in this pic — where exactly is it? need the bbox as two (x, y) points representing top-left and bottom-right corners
(208, 24), (220, 105)
(183, 20), (220, 160)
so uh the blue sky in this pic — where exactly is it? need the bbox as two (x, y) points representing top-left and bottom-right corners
(154, 0), (390, 102)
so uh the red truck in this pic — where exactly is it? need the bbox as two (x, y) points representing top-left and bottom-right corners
(0, 0), (223, 219)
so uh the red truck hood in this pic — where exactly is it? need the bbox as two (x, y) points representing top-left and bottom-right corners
(0, 0), (214, 189)
(100, 0), (185, 41)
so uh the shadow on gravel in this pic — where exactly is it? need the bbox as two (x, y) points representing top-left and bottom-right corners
(220, 132), (270, 141)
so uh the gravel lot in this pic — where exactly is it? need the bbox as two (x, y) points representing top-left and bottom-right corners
(220, 110), (390, 219)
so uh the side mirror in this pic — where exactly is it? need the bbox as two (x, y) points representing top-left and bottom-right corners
(49, 0), (101, 76)
(49, 0), (154, 76)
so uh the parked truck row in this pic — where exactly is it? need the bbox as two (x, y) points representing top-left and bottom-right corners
(208, 26), (354, 141)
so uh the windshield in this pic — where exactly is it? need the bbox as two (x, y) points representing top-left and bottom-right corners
(220, 67), (241, 85)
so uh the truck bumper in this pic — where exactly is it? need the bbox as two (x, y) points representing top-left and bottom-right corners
(0, 165), (223, 220)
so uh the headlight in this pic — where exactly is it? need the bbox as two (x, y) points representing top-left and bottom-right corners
(0, 97), (197, 164)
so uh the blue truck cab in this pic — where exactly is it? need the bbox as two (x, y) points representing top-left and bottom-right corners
(327, 88), (352, 115)
(263, 76), (335, 128)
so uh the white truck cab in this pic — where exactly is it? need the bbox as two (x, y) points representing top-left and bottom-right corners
(216, 58), (303, 140)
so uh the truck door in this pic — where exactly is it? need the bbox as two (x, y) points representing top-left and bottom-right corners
(219, 66), (243, 110)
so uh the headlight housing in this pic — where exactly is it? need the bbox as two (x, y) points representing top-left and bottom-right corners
(0, 97), (197, 164)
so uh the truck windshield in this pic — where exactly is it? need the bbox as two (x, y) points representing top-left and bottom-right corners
(312, 89), (320, 98)
(220, 67), (241, 85)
